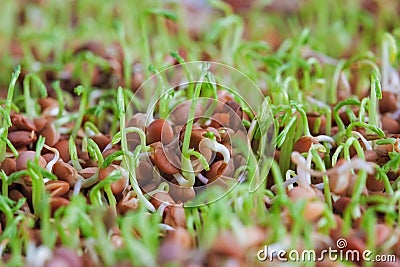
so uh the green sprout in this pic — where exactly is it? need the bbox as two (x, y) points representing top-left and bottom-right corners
(117, 87), (155, 212)
(23, 73), (48, 119)
(0, 66), (21, 162)
(71, 85), (89, 139)
(180, 63), (210, 187)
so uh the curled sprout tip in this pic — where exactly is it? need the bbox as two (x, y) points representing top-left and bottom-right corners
(351, 131), (372, 151)
(43, 144), (60, 172)
(202, 138), (230, 164)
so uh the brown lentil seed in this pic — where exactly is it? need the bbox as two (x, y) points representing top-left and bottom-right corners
(8, 130), (37, 147)
(16, 151), (47, 170)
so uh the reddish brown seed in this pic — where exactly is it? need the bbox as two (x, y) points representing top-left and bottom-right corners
(164, 204), (187, 228)
(53, 161), (78, 186)
(224, 160), (235, 177)
(42, 153), (57, 164)
(366, 173), (385, 192)
(205, 160), (227, 182)
(78, 167), (98, 179)
(209, 113), (230, 128)
(76, 147), (90, 163)
(0, 158), (16, 175)
(170, 101), (204, 125)
(102, 146), (122, 165)
(338, 107), (359, 126)
(127, 132), (141, 151)
(331, 126), (339, 136)
(45, 180), (70, 197)
(117, 192), (139, 214)
(50, 197), (70, 213)
(287, 186), (316, 201)
(333, 197), (351, 215)
(146, 119), (174, 145)
(293, 136), (316, 153)
(9, 189), (31, 213)
(33, 118), (48, 132)
(169, 184), (195, 203)
(380, 91), (398, 113)
(307, 112), (326, 135)
(40, 122), (60, 146)
(374, 224), (392, 247)
(225, 100), (243, 119)
(328, 159), (352, 195)
(364, 150), (379, 162)
(91, 134), (111, 151)
(16, 151), (47, 171)
(180, 125), (206, 149)
(38, 97), (58, 110)
(9, 113), (36, 132)
(54, 139), (71, 162)
(217, 90), (234, 104)
(8, 130), (37, 147)
(381, 115), (400, 134)
(150, 142), (179, 175)
(303, 201), (325, 222)
(141, 182), (159, 194)
(127, 113), (147, 129)
(99, 165), (127, 195)
(151, 192), (176, 209)
(136, 159), (154, 186)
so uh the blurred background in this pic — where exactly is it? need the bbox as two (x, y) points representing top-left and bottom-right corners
(0, 0), (399, 95)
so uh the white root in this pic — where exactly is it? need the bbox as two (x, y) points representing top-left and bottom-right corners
(314, 135), (336, 146)
(157, 201), (172, 216)
(197, 173), (209, 184)
(159, 223), (175, 232)
(43, 144), (60, 172)
(201, 138), (230, 164)
(351, 131), (372, 151)
(291, 151), (376, 178)
(26, 242), (53, 267)
(173, 173), (190, 186)
(293, 150), (312, 188)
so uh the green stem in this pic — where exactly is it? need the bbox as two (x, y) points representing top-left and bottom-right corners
(117, 87), (155, 212)
(180, 64), (209, 185)
(293, 103), (310, 136)
(69, 136), (83, 171)
(368, 71), (382, 133)
(72, 86), (88, 139)
(139, 14), (151, 76)
(310, 149), (332, 210)
(329, 60), (346, 104)
(278, 116), (297, 173)
(0, 171), (8, 196)
(52, 80), (65, 118)
(87, 139), (104, 167)
(345, 121), (384, 138)
(333, 99), (360, 133)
